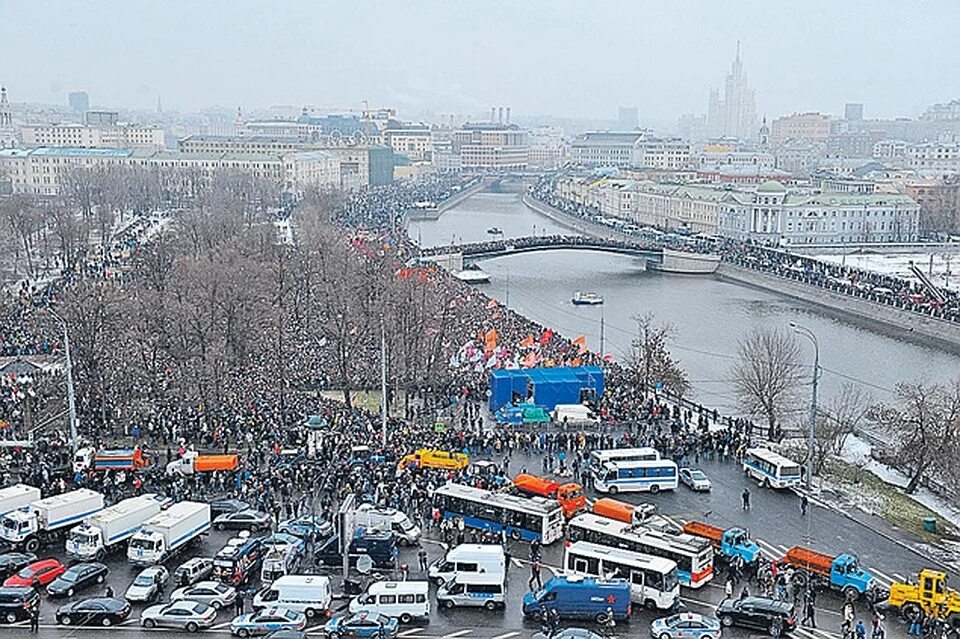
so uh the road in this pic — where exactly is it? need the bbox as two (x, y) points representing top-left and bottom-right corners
(1, 451), (931, 639)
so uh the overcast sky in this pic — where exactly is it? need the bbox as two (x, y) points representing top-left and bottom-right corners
(2, 0), (958, 123)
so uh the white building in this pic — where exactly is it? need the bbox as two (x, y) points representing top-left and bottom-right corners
(571, 131), (690, 169)
(706, 44), (758, 140)
(452, 122), (528, 171)
(21, 122), (165, 150)
(905, 142), (960, 175)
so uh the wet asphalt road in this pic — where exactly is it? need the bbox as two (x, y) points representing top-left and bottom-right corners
(0, 452), (933, 639)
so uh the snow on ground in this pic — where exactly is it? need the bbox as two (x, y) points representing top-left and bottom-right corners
(816, 251), (960, 291)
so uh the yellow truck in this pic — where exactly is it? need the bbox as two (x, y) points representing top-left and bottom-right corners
(886, 569), (960, 626)
(398, 449), (469, 471)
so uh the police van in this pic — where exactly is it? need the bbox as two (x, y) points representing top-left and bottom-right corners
(436, 573), (505, 610)
(347, 581), (429, 623)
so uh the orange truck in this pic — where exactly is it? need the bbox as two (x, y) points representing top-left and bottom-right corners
(682, 521), (760, 564)
(780, 545), (875, 598)
(592, 497), (656, 524)
(165, 452), (239, 476)
(513, 473), (586, 518)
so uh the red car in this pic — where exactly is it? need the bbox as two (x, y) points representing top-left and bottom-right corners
(3, 559), (66, 588)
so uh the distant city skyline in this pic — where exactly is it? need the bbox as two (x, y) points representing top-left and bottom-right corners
(0, 1), (958, 124)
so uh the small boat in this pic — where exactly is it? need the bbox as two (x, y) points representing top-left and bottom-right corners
(486, 227), (502, 235)
(571, 291), (604, 305)
(455, 264), (490, 284)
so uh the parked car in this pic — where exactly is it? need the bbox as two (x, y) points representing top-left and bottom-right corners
(56, 597), (131, 626)
(716, 597), (796, 634)
(125, 566), (169, 603)
(171, 580), (237, 609)
(532, 629), (604, 639)
(679, 469), (712, 492)
(230, 607), (307, 637)
(277, 515), (333, 540)
(173, 557), (214, 587)
(651, 612), (722, 639)
(0, 586), (40, 623)
(4, 558), (66, 587)
(324, 611), (399, 639)
(0, 553), (37, 580)
(210, 499), (251, 517)
(47, 562), (109, 598)
(141, 599), (218, 631)
(214, 510), (271, 532)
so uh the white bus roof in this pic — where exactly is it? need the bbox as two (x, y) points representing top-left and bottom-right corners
(602, 459), (678, 470)
(367, 580), (429, 594)
(435, 483), (562, 516)
(744, 447), (800, 466)
(569, 513), (710, 555)
(271, 575), (331, 588)
(592, 447), (660, 460)
(567, 540), (676, 573)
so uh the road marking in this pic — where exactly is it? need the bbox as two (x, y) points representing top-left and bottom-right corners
(776, 543), (790, 552)
(511, 557), (524, 568)
(893, 573), (906, 581)
(491, 632), (520, 639)
(680, 596), (717, 609)
(400, 629), (424, 637)
(755, 538), (782, 560)
(212, 621), (233, 630)
(442, 630), (473, 639)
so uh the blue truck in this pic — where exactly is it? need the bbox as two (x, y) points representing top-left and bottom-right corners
(781, 546), (875, 600)
(522, 575), (632, 622)
(682, 521), (761, 565)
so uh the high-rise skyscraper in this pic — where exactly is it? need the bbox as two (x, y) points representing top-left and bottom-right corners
(706, 43), (757, 140)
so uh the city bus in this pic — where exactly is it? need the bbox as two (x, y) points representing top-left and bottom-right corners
(433, 483), (565, 544)
(589, 447), (661, 470)
(563, 541), (680, 610)
(593, 459), (679, 494)
(567, 513), (713, 589)
(742, 448), (803, 489)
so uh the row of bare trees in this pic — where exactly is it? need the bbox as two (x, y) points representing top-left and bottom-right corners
(730, 326), (960, 495)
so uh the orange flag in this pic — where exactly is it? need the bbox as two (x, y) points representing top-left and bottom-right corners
(570, 357), (582, 367)
(484, 329), (498, 352)
(572, 335), (586, 346)
(519, 335), (535, 348)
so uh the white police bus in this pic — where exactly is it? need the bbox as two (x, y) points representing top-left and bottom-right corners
(563, 540), (680, 610)
(567, 513), (714, 589)
(433, 483), (564, 544)
(593, 459), (679, 494)
(742, 448), (802, 489)
(589, 447), (661, 469)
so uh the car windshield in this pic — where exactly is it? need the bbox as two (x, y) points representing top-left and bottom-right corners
(664, 569), (679, 592)
(58, 572), (78, 583)
(190, 603), (207, 614)
(16, 567), (36, 578)
(691, 471), (707, 479)
(134, 575), (153, 586)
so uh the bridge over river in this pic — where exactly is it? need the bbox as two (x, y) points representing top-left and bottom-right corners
(417, 235), (722, 274)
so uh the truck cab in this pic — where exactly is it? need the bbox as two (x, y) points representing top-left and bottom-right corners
(0, 510), (36, 547)
(721, 528), (760, 564)
(65, 523), (104, 561)
(128, 529), (166, 565)
(831, 554), (873, 595)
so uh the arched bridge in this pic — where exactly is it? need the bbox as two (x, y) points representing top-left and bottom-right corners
(420, 235), (664, 266)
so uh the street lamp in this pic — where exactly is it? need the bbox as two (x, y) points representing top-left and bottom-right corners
(789, 321), (819, 491)
(47, 309), (79, 456)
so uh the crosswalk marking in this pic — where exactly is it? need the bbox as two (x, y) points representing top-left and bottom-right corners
(212, 621), (233, 630)
(894, 573), (906, 581)
(870, 567), (894, 587)
(755, 537), (782, 560)
(491, 632), (520, 639)
(442, 630), (473, 639)
(400, 629), (424, 637)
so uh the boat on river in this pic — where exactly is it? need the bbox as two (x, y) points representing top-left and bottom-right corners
(486, 227), (502, 235)
(571, 291), (604, 305)
(456, 264), (490, 283)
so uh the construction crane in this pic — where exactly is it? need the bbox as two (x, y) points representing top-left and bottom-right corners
(908, 260), (948, 305)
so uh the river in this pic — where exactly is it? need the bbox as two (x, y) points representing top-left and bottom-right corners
(407, 190), (960, 415)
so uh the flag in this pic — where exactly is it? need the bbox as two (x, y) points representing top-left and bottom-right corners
(519, 335), (535, 348)
(570, 357), (582, 367)
(487, 299), (499, 309)
(484, 329), (498, 352)
(539, 328), (554, 345)
(603, 354), (615, 361)
(572, 335), (586, 346)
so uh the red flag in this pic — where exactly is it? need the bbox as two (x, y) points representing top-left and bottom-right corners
(539, 328), (554, 345)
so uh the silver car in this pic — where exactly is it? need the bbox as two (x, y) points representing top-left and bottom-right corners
(141, 599), (218, 632)
(126, 566), (169, 603)
(171, 580), (237, 609)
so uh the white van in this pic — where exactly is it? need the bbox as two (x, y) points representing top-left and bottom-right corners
(348, 581), (429, 623)
(436, 573), (505, 610)
(427, 544), (506, 586)
(252, 574), (331, 619)
(354, 504), (421, 546)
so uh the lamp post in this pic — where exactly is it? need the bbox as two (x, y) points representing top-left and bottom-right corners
(790, 321), (819, 491)
(48, 309), (78, 456)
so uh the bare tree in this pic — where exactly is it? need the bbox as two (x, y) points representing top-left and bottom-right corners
(731, 327), (804, 434)
(868, 379), (960, 494)
(811, 382), (871, 474)
(623, 312), (689, 396)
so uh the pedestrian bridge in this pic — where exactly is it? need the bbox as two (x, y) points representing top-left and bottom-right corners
(418, 236), (721, 274)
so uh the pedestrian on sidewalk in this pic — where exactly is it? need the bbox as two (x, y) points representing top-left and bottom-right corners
(800, 494), (809, 516)
(742, 488), (751, 510)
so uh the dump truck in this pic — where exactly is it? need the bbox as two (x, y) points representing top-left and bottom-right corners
(65, 494), (162, 561)
(682, 521), (760, 564)
(885, 569), (960, 626)
(93, 448), (148, 471)
(0, 484), (41, 517)
(513, 474), (586, 518)
(165, 451), (239, 476)
(127, 501), (210, 566)
(398, 449), (469, 471)
(592, 497), (656, 525)
(780, 546), (874, 600)
(0, 488), (105, 553)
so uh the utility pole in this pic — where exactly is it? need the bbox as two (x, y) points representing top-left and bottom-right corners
(790, 322), (819, 491)
(599, 306), (605, 357)
(49, 309), (78, 456)
(380, 321), (388, 449)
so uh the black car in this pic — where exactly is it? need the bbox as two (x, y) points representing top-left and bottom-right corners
(0, 553), (37, 580)
(213, 509), (271, 531)
(0, 586), (40, 624)
(56, 597), (130, 626)
(209, 499), (250, 517)
(717, 597), (797, 634)
(46, 562), (109, 598)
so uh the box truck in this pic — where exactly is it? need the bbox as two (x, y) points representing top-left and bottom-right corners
(0, 484), (41, 517)
(0, 488), (104, 553)
(128, 501), (210, 566)
(66, 494), (162, 561)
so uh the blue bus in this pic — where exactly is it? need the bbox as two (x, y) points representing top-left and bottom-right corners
(434, 483), (564, 544)
(742, 448), (802, 489)
(593, 459), (679, 494)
